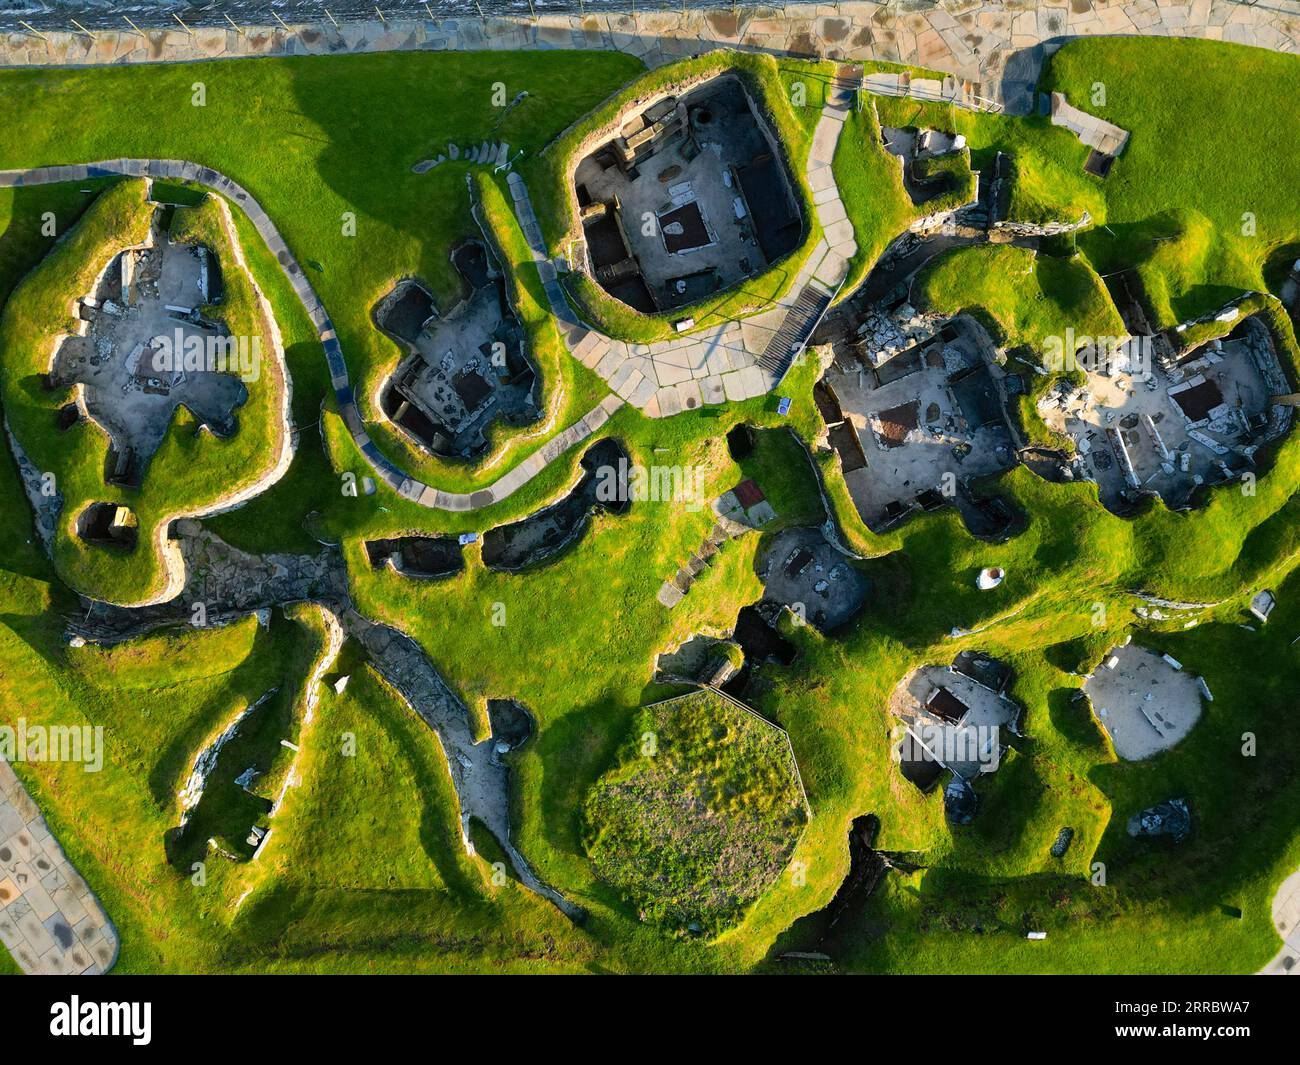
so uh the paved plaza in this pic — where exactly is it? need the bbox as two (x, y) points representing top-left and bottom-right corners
(0, 759), (118, 975)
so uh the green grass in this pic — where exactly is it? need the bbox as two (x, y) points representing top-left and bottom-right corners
(912, 148), (977, 210)
(0, 49), (643, 501)
(915, 244), (1123, 355)
(0, 180), (289, 604)
(913, 243), (1125, 447)
(1, 40), (1299, 977)
(871, 91), (1103, 228)
(830, 102), (919, 297)
(1044, 37), (1300, 327)
(0, 182), (114, 582)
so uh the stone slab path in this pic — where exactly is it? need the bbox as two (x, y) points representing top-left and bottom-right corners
(505, 64), (860, 417)
(2, 2), (1297, 115)
(0, 758), (119, 974)
(0, 159), (623, 514)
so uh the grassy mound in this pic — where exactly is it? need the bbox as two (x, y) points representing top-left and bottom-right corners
(831, 100), (919, 297)
(913, 243), (1124, 447)
(2, 40), (1299, 976)
(584, 689), (809, 936)
(914, 243), (1123, 353)
(1045, 37), (1300, 326)
(0, 50), (643, 497)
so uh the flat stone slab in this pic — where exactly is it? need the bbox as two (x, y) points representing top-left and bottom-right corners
(0, 759), (117, 975)
(1084, 644), (1205, 761)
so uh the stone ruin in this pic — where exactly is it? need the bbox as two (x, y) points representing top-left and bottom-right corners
(377, 237), (539, 461)
(572, 73), (804, 313)
(75, 502), (138, 551)
(1036, 303), (1294, 513)
(891, 651), (1023, 824)
(480, 437), (629, 572)
(817, 308), (1021, 537)
(879, 125), (971, 208)
(1127, 797), (1192, 844)
(757, 525), (868, 634)
(364, 535), (464, 579)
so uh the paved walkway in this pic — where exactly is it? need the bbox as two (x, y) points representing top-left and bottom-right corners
(506, 65), (860, 417)
(2, 2), (1297, 114)
(0, 758), (118, 974)
(0, 159), (624, 514)
(1261, 865), (1300, 975)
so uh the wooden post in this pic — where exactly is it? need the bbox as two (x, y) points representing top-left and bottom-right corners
(325, 10), (340, 29)
(69, 18), (94, 40)
(172, 13), (194, 35)
(18, 19), (47, 40)
(223, 13), (243, 35)
(375, 6), (386, 24)
(122, 15), (145, 38)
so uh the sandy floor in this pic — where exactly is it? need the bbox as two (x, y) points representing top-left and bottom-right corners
(1084, 643), (1203, 760)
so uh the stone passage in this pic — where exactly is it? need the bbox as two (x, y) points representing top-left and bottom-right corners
(64, 525), (582, 922)
(0, 160), (622, 513)
(0, 759), (118, 974)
